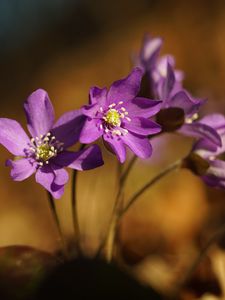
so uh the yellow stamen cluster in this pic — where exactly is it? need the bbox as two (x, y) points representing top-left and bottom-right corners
(105, 109), (121, 127)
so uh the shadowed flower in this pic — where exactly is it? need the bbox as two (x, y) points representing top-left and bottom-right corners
(0, 89), (103, 199)
(136, 36), (221, 146)
(79, 68), (162, 163)
(186, 114), (225, 188)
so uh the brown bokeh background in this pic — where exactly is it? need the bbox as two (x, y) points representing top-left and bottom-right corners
(1, 0), (225, 297)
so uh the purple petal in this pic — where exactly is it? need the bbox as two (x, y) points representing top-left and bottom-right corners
(198, 114), (225, 131)
(125, 97), (162, 118)
(52, 166), (69, 185)
(107, 68), (143, 104)
(82, 103), (100, 118)
(124, 117), (161, 136)
(170, 90), (204, 116)
(207, 159), (225, 179)
(122, 132), (152, 159)
(52, 109), (85, 148)
(79, 118), (103, 144)
(89, 87), (107, 105)
(193, 139), (219, 157)
(6, 158), (36, 181)
(55, 145), (103, 170)
(140, 35), (163, 70)
(0, 118), (30, 155)
(35, 167), (64, 199)
(161, 61), (175, 99)
(179, 123), (222, 146)
(24, 89), (55, 137)
(103, 135), (126, 163)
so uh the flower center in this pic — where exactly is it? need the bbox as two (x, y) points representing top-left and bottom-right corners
(105, 109), (121, 127)
(99, 101), (131, 137)
(36, 144), (56, 162)
(28, 132), (64, 166)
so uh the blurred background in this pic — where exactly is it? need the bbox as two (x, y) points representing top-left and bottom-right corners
(1, 0), (225, 298)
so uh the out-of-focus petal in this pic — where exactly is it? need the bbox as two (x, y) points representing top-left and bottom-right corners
(170, 90), (204, 116)
(179, 123), (222, 146)
(6, 158), (36, 181)
(198, 114), (225, 130)
(125, 97), (162, 118)
(140, 35), (163, 70)
(0, 118), (30, 156)
(24, 89), (55, 137)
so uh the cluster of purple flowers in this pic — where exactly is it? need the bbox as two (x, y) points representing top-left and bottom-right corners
(0, 34), (225, 198)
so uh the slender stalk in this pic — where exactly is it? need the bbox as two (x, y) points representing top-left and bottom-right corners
(47, 192), (68, 259)
(120, 155), (137, 186)
(120, 160), (182, 217)
(172, 222), (225, 297)
(71, 144), (85, 255)
(120, 133), (162, 187)
(104, 160), (181, 262)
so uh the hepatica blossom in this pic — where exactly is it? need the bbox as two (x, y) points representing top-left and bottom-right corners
(136, 35), (221, 147)
(0, 89), (103, 198)
(189, 114), (225, 188)
(79, 68), (162, 163)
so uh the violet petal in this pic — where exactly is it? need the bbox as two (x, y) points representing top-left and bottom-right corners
(6, 158), (36, 181)
(0, 118), (30, 156)
(24, 89), (55, 137)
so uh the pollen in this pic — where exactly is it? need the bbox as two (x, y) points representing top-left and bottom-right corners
(36, 144), (56, 162)
(28, 132), (63, 166)
(105, 109), (121, 127)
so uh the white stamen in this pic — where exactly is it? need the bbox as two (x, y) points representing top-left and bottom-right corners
(109, 103), (116, 108)
(99, 107), (103, 112)
(125, 117), (131, 122)
(121, 107), (126, 111)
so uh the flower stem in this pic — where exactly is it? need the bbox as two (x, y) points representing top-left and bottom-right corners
(120, 155), (137, 186)
(105, 160), (181, 262)
(120, 159), (182, 217)
(71, 144), (85, 256)
(47, 192), (68, 259)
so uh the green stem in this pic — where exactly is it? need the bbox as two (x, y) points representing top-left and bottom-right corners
(47, 192), (68, 258)
(120, 159), (182, 217)
(104, 160), (181, 262)
(120, 155), (137, 186)
(71, 144), (85, 255)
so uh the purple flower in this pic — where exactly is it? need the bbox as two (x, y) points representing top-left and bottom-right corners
(135, 34), (163, 72)
(0, 89), (103, 199)
(135, 35), (221, 146)
(79, 68), (162, 163)
(189, 114), (225, 188)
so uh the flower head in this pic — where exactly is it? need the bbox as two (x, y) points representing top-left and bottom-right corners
(0, 89), (103, 198)
(186, 114), (225, 188)
(79, 68), (162, 163)
(136, 36), (221, 146)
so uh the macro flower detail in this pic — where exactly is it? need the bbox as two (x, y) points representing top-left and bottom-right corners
(79, 68), (162, 163)
(0, 89), (103, 199)
(186, 114), (225, 188)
